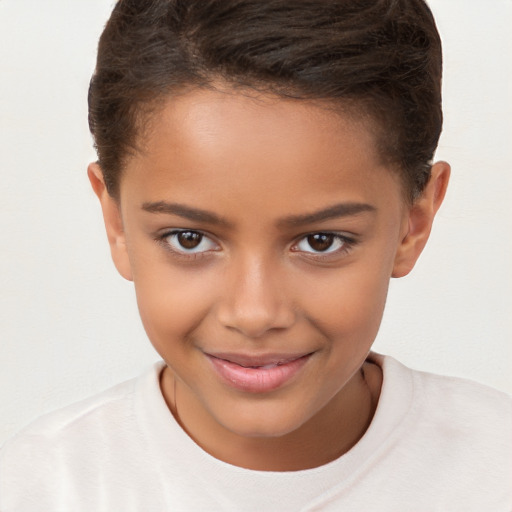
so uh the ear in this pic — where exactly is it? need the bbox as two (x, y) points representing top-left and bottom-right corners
(88, 162), (133, 281)
(392, 161), (450, 278)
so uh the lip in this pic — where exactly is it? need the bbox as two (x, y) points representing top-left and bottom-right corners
(205, 352), (313, 393)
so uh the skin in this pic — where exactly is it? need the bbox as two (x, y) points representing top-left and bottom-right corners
(89, 87), (450, 471)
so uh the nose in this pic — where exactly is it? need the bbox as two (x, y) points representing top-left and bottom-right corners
(216, 255), (296, 338)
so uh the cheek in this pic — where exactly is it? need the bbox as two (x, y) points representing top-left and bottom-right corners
(132, 262), (218, 353)
(301, 262), (391, 342)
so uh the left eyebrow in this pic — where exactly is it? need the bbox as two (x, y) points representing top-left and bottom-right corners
(277, 202), (376, 228)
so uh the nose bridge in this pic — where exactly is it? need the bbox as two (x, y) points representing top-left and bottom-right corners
(217, 250), (295, 338)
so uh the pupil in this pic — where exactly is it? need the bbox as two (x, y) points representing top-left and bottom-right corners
(308, 233), (333, 252)
(178, 231), (202, 249)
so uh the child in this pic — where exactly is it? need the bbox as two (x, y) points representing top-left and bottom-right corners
(1, 0), (510, 510)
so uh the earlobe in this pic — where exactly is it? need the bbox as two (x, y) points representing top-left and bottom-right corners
(87, 163), (133, 281)
(392, 161), (450, 278)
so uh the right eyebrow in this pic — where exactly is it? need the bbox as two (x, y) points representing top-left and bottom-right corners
(141, 201), (234, 228)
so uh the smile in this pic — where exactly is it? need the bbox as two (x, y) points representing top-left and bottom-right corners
(205, 352), (313, 393)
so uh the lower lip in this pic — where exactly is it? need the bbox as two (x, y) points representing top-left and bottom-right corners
(207, 354), (312, 393)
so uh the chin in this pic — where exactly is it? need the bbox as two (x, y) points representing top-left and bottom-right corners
(216, 403), (311, 439)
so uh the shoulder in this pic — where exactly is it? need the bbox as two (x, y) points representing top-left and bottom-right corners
(415, 365), (512, 476)
(408, 360), (512, 439)
(376, 352), (511, 427)
(0, 374), (135, 467)
(422, 369), (511, 410)
(365, 354), (512, 509)
(375, 354), (511, 506)
(0, 363), (164, 509)
(2, 374), (137, 448)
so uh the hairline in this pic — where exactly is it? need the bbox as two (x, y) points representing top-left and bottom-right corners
(108, 80), (412, 205)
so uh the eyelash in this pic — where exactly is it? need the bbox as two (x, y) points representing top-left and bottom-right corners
(157, 230), (220, 260)
(156, 229), (357, 261)
(291, 232), (357, 260)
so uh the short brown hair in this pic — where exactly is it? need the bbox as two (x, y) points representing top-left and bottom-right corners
(88, 0), (443, 201)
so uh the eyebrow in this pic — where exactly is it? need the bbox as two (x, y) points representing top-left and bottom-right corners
(142, 200), (376, 229)
(277, 202), (376, 227)
(141, 201), (233, 228)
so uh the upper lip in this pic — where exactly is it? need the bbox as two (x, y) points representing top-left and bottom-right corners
(205, 351), (313, 367)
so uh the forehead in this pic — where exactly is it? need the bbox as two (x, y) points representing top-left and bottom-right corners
(121, 87), (403, 217)
(142, 87), (378, 161)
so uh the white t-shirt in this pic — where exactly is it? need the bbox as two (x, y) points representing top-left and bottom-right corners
(1, 354), (511, 511)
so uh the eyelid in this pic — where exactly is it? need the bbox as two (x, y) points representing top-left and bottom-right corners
(155, 228), (357, 261)
(290, 231), (358, 258)
(157, 228), (221, 257)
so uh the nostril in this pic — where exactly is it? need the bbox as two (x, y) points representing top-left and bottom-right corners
(217, 302), (296, 338)
(215, 262), (296, 337)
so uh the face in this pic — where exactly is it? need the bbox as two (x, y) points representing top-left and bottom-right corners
(90, 87), (448, 447)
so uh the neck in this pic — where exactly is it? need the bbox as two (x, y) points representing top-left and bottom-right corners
(161, 362), (381, 471)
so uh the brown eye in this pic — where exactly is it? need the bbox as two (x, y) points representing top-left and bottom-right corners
(306, 233), (335, 252)
(177, 231), (202, 249)
(293, 232), (349, 255)
(163, 230), (218, 254)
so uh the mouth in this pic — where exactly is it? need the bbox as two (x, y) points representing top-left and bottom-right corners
(205, 352), (313, 393)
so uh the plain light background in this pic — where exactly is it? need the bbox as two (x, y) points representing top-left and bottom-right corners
(1, 0), (511, 446)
